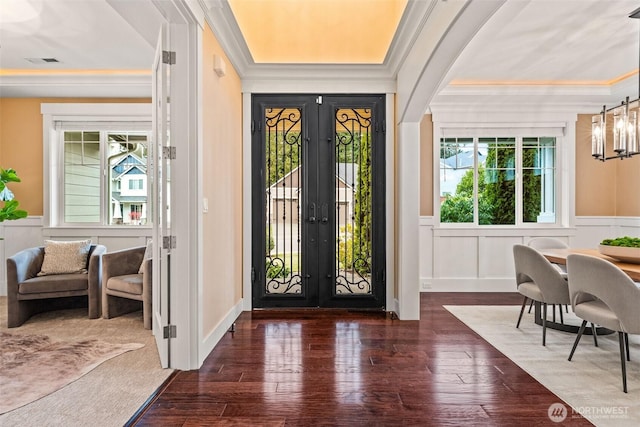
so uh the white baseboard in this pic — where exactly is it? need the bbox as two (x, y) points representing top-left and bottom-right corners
(421, 278), (514, 293)
(198, 298), (244, 368)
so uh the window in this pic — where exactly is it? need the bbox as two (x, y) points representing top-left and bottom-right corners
(439, 136), (556, 225)
(62, 129), (150, 226)
(42, 103), (152, 228)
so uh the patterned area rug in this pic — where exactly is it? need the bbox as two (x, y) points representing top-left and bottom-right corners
(0, 331), (143, 414)
(445, 305), (640, 427)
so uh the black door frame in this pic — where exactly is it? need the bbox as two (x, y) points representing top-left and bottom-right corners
(251, 94), (386, 309)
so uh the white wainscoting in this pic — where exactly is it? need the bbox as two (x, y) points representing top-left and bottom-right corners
(419, 216), (640, 292)
(0, 217), (152, 295)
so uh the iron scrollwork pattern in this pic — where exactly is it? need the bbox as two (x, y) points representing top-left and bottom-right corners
(335, 108), (373, 295)
(264, 108), (303, 294)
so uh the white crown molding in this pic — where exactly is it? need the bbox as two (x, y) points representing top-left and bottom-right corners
(0, 74), (151, 98)
(200, 0), (439, 84)
(430, 73), (639, 114)
(384, 0), (438, 76)
(199, 0), (252, 76)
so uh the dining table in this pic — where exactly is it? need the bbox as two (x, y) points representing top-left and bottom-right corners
(540, 247), (640, 281)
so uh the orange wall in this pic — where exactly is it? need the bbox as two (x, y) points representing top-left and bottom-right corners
(419, 114), (433, 216)
(0, 98), (149, 216)
(201, 23), (243, 336)
(575, 114), (617, 216)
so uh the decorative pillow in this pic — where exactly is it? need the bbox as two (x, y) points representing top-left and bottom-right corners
(139, 240), (153, 274)
(38, 239), (92, 276)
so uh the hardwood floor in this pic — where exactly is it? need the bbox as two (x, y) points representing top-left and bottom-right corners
(134, 293), (592, 426)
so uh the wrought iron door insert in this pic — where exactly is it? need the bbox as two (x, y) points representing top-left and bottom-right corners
(252, 94), (385, 309)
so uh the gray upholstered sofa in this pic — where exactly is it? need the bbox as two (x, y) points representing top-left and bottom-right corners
(6, 244), (107, 328)
(102, 246), (152, 329)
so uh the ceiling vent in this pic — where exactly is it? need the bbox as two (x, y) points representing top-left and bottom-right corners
(25, 57), (60, 63)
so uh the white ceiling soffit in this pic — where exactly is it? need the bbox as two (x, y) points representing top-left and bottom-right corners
(0, 0), (157, 97)
(201, 0), (440, 88)
(432, 0), (640, 112)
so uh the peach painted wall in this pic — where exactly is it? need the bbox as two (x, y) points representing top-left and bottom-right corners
(574, 114), (617, 216)
(616, 147), (640, 216)
(201, 23), (243, 336)
(419, 114), (433, 216)
(0, 98), (149, 216)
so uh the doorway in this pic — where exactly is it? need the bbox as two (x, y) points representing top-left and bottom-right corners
(251, 94), (386, 309)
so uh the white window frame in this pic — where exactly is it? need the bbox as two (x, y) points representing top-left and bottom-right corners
(431, 112), (574, 229)
(41, 103), (152, 228)
(438, 136), (557, 226)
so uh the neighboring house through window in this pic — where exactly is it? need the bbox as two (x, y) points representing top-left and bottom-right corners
(42, 103), (152, 227)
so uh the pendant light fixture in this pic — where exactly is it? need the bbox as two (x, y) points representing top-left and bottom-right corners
(592, 6), (640, 161)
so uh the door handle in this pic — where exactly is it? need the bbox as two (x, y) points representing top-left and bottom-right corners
(321, 203), (328, 223)
(308, 202), (316, 223)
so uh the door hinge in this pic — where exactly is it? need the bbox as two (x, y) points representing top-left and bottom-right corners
(163, 324), (177, 339)
(162, 50), (176, 65)
(163, 146), (176, 160)
(316, 95), (323, 104)
(163, 235), (176, 249)
(251, 120), (255, 134)
(251, 267), (256, 282)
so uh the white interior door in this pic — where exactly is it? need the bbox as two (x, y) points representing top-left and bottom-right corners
(152, 24), (171, 368)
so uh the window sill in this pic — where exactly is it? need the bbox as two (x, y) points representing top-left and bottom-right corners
(43, 226), (152, 238)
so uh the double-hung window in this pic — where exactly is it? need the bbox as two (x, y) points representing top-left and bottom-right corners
(42, 103), (152, 228)
(439, 136), (556, 225)
(61, 127), (151, 226)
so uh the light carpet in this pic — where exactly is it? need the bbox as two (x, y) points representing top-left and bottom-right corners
(0, 331), (143, 414)
(0, 297), (173, 427)
(445, 305), (640, 427)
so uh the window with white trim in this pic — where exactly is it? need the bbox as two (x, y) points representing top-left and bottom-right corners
(439, 136), (556, 225)
(42, 103), (152, 228)
(61, 128), (151, 226)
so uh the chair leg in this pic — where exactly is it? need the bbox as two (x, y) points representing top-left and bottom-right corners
(591, 323), (598, 347)
(528, 299), (534, 314)
(619, 332), (628, 393)
(559, 306), (564, 324)
(565, 304), (569, 314)
(542, 303), (548, 346)
(516, 296), (528, 329)
(625, 333), (630, 362)
(552, 304), (556, 323)
(569, 320), (587, 361)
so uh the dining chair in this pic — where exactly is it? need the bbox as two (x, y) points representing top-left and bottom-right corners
(566, 253), (640, 393)
(513, 244), (571, 346)
(527, 237), (570, 317)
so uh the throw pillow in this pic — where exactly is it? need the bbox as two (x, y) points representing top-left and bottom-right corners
(38, 239), (92, 276)
(139, 240), (153, 273)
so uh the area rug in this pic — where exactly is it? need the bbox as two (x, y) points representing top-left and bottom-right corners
(0, 331), (143, 414)
(445, 305), (640, 427)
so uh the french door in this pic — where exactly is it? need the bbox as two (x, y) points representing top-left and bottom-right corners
(151, 24), (171, 367)
(251, 94), (386, 309)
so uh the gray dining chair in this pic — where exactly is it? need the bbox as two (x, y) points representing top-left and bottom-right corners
(528, 237), (570, 317)
(513, 244), (571, 346)
(566, 253), (640, 393)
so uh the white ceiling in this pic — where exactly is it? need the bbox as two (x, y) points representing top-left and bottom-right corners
(0, 0), (638, 104)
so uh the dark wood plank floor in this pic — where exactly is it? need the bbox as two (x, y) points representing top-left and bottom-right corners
(134, 292), (592, 426)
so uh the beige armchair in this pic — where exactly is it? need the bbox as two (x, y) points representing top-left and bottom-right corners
(6, 244), (106, 328)
(567, 253), (640, 393)
(102, 246), (152, 329)
(513, 244), (570, 346)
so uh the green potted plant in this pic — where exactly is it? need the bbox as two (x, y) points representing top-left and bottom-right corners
(0, 168), (28, 224)
(599, 236), (640, 264)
